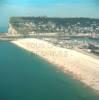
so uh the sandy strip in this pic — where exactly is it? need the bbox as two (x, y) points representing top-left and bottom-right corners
(11, 38), (99, 92)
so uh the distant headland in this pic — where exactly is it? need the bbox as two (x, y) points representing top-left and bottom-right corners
(8, 17), (99, 38)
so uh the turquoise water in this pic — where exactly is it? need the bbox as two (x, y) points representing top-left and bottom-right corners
(0, 27), (8, 33)
(0, 41), (99, 100)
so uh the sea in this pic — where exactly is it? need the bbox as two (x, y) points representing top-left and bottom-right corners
(0, 29), (99, 100)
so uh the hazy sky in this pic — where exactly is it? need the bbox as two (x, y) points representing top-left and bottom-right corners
(0, 0), (99, 31)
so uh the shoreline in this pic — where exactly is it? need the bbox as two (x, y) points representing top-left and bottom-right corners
(11, 38), (99, 94)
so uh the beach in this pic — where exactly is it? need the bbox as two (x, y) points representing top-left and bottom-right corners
(11, 38), (99, 93)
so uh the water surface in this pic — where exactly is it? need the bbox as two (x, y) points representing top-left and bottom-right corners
(0, 41), (99, 100)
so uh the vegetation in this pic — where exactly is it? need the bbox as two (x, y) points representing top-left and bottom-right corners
(9, 17), (99, 35)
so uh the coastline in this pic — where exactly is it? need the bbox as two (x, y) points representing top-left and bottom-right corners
(11, 38), (99, 93)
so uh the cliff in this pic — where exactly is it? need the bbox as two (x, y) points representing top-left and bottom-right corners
(8, 24), (21, 36)
(8, 17), (99, 36)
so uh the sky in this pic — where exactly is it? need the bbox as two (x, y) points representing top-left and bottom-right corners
(0, 0), (99, 32)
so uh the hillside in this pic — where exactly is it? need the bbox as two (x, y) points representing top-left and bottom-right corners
(9, 17), (99, 36)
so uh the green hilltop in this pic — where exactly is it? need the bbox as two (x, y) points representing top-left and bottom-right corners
(9, 17), (99, 35)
